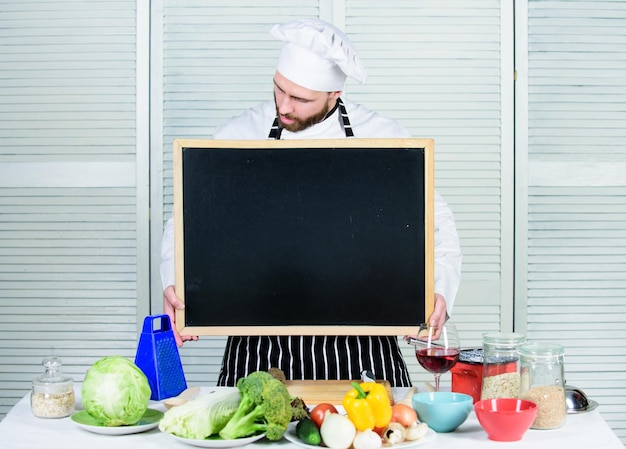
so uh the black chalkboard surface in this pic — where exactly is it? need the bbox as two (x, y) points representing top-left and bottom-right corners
(173, 139), (434, 336)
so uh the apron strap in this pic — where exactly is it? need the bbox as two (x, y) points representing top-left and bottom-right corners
(268, 116), (282, 140)
(267, 97), (353, 139)
(337, 97), (354, 137)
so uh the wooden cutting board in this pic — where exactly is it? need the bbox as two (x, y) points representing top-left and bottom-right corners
(285, 380), (394, 406)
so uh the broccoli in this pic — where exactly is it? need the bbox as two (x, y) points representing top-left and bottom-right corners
(265, 367), (309, 421)
(218, 371), (293, 441)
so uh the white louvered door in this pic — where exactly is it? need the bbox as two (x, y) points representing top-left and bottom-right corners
(516, 0), (626, 440)
(342, 1), (513, 378)
(0, 0), (149, 416)
(152, 0), (326, 386)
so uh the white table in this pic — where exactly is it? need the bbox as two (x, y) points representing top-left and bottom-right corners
(1, 387), (623, 449)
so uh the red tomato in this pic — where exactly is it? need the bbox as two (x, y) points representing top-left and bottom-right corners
(372, 426), (385, 436)
(310, 403), (338, 428)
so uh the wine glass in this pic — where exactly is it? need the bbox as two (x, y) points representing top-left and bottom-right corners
(412, 323), (461, 392)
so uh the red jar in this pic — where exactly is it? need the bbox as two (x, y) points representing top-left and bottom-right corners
(451, 348), (483, 403)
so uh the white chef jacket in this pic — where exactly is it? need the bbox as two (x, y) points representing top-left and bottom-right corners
(160, 97), (462, 317)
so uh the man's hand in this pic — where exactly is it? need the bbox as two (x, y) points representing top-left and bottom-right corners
(163, 285), (199, 347)
(404, 293), (448, 342)
(429, 293), (448, 331)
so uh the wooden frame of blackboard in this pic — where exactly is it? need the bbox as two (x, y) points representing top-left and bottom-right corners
(173, 138), (434, 336)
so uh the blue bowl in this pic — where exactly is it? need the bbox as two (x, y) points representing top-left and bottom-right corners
(412, 391), (473, 432)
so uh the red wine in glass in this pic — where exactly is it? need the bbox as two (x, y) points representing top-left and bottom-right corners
(416, 347), (460, 374)
(410, 322), (461, 391)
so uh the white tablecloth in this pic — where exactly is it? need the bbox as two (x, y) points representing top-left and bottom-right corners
(1, 387), (623, 449)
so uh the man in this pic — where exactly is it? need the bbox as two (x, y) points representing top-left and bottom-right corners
(161, 18), (462, 387)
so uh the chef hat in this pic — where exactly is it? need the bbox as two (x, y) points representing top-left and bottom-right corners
(270, 18), (367, 92)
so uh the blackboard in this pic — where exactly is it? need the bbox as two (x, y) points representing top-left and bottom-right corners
(173, 138), (434, 336)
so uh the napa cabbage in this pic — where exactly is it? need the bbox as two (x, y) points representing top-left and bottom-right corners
(158, 388), (241, 439)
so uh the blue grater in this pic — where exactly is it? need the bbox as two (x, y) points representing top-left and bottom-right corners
(134, 314), (187, 400)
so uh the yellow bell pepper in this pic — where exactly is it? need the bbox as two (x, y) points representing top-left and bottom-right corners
(343, 381), (393, 431)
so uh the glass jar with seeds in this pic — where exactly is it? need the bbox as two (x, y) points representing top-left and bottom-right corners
(480, 332), (526, 400)
(519, 342), (567, 429)
(31, 357), (75, 419)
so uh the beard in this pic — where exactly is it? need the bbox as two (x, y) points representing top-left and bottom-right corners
(275, 98), (333, 133)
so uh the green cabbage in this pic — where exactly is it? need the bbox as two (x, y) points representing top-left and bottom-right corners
(158, 388), (241, 439)
(81, 356), (151, 426)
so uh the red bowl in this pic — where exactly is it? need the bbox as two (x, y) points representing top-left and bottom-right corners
(474, 398), (538, 442)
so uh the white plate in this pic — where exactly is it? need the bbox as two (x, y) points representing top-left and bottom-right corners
(283, 422), (436, 449)
(71, 408), (163, 435)
(170, 433), (266, 448)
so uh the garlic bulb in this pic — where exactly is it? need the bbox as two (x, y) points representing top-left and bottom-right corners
(353, 429), (382, 449)
(404, 421), (429, 441)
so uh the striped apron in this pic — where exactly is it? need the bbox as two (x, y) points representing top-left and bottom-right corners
(216, 98), (413, 387)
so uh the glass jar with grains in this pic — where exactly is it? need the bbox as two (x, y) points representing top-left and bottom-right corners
(519, 342), (567, 429)
(31, 357), (75, 418)
(480, 332), (526, 400)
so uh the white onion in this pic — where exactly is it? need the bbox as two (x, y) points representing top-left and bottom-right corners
(320, 411), (356, 449)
